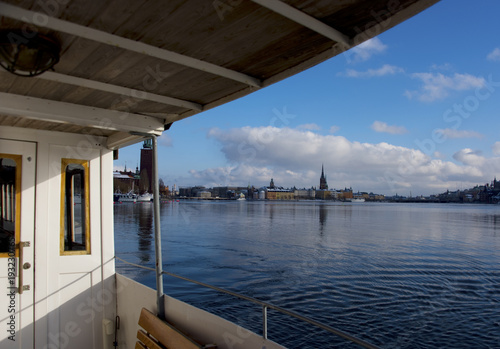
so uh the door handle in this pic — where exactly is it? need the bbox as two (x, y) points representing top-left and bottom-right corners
(18, 241), (30, 294)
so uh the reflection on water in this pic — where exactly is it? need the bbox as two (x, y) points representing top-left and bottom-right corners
(138, 203), (153, 262)
(318, 204), (327, 233)
(113, 202), (154, 264)
(114, 201), (500, 349)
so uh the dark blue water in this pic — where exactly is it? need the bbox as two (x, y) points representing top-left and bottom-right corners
(114, 201), (500, 348)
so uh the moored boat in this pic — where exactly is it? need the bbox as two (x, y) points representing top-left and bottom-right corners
(348, 198), (366, 203)
(137, 192), (154, 202)
(114, 191), (137, 203)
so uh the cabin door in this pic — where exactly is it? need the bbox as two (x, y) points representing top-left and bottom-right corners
(0, 139), (36, 349)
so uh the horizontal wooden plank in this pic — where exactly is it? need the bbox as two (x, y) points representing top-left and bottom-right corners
(40, 72), (202, 111)
(138, 308), (202, 349)
(1, 3), (262, 87)
(0, 92), (165, 135)
(135, 341), (147, 349)
(137, 329), (164, 349)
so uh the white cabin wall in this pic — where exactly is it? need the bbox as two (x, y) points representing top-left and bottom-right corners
(100, 148), (118, 348)
(115, 274), (157, 348)
(0, 126), (117, 349)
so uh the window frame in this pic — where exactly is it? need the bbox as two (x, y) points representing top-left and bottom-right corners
(0, 154), (21, 258)
(60, 158), (91, 255)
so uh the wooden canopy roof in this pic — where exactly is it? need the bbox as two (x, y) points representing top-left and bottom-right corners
(0, 0), (439, 149)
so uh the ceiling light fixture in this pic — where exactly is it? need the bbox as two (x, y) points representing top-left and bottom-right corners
(0, 29), (60, 77)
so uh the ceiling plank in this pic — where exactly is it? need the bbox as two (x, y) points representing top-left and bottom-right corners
(175, 0), (440, 122)
(263, 0), (441, 88)
(251, 0), (352, 46)
(39, 72), (203, 111)
(0, 92), (165, 135)
(0, 2), (263, 88)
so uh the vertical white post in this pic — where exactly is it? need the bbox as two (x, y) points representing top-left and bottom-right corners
(263, 305), (268, 339)
(152, 135), (165, 319)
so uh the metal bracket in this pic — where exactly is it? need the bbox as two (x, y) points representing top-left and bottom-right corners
(18, 241), (30, 294)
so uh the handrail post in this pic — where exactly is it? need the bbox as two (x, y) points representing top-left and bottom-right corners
(152, 135), (165, 319)
(262, 305), (268, 340)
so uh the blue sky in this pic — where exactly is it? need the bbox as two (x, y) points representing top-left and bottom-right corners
(115, 0), (500, 196)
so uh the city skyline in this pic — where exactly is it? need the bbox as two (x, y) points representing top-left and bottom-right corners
(114, 0), (500, 196)
(116, 156), (498, 201)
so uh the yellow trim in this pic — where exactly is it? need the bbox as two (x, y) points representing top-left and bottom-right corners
(60, 158), (91, 255)
(0, 153), (22, 258)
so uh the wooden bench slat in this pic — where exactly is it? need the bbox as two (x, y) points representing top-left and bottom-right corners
(138, 308), (202, 349)
(135, 341), (147, 349)
(137, 329), (164, 349)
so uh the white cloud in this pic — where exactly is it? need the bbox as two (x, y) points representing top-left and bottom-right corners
(329, 126), (340, 134)
(487, 48), (500, 61)
(371, 121), (408, 135)
(436, 128), (484, 139)
(492, 142), (500, 156)
(430, 63), (453, 71)
(297, 123), (321, 131)
(453, 149), (485, 167)
(405, 72), (486, 102)
(433, 151), (446, 159)
(194, 126), (497, 195)
(340, 64), (404, 78)
(345, 37), (387, 63)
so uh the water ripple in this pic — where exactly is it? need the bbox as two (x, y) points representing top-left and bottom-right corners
(115, 202), (500, 349)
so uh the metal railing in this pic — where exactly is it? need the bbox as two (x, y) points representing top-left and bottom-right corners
(115, 256), (380, 349)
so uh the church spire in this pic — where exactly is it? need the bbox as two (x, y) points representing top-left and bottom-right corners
(320, 164), (328, 190)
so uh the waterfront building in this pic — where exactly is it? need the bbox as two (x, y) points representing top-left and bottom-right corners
(266, 189), (277, 200)
(315, 190), (332, 200)
(368, 193), (385, 201)
(197, 191), (212, 198)
(259, 190), (266, 200)
(212, 186), (239, 198)
(113, 167), (140, 193)
(178, 187), (192, 197)
(294, 188), (316, 200)
(265, 179), (294, 200)
(341, 188), (353, 200)
(266, 188), (294, 200)
(276, 191), (294, 200)
(331, 190), (342, 200)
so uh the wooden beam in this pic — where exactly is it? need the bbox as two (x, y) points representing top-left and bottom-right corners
(40, 72), (203, 111)
(0, 92), (164, 135)
(0, 3), (262, 88)
(264, 0), (441, 86)
(351, 0), (441, 47)
(106, 132), (145, 150)
(251, 0), (352, 46)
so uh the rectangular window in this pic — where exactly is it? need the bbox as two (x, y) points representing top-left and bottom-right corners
(60, 159), (90, 255)
(0, 154), (21, 257)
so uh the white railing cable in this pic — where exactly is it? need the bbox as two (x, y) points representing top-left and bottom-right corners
(115, 256), (380, 349)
